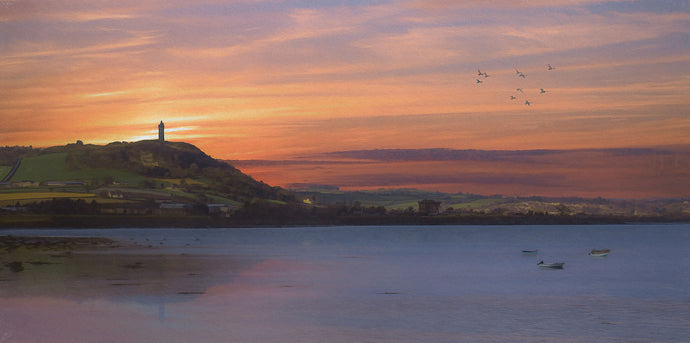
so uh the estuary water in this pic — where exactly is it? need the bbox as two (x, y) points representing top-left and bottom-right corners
(0, 224), (688, 342)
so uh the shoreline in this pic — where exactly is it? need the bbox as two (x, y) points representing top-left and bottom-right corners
(0, 213), (688, 229)
(0, 235), (124, 250)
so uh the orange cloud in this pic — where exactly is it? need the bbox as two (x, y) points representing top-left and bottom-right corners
(1, 0), (689, 198)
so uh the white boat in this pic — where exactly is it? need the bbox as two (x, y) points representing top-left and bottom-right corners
(537, 261), (564, 269)
(589, 249), (610, 257)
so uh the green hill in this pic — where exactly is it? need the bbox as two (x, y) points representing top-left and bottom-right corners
(2, 140), (295, 206)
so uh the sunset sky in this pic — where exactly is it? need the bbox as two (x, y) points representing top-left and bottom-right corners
(2, 0), (689, 197)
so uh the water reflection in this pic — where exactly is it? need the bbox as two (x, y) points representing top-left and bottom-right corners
(1, 251), (254, 301)
(0, 247), (321, 342)
(1, 225), (689, 342)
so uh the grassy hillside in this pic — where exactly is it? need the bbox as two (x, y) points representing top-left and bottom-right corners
(11, 153), (147, 185)
(0, 192), (95, 202)
(0, 166), (11, 179)
(11, 153), (68, 181)
(2, 140), (296, 205)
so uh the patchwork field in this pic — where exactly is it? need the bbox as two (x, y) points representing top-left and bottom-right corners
(0, 192), (96, 205)
(10, 152), (148, 185)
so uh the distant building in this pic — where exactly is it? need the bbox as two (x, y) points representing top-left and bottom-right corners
(14, 180), (40, 188)
(158, 203), (190, 216)
(100, 203), (154, 215)
(44, 181), (66, 187)
(418, 199), (442, 216)
(208, 204), (234, 217)
(106, 190), (125, 199)
(158, 121), (165, 142)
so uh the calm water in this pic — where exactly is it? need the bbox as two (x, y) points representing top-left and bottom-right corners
(1, 224), (688, 342)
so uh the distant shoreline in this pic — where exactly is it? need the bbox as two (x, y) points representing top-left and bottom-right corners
(1, 213), (687, 229)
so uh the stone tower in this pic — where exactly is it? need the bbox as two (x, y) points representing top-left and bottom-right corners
(158, 121), (165, 142)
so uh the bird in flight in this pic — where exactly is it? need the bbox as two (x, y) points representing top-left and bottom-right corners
(547, 64), (555, 70)
(476, 79), (483, 84)
(510, 96), (517, 100)
(525, 100), (531, 106)
(540, 88), (547, 94)
(477, 69), (489, 78)
(516, 88), (523, 92)
(518, 72), (526, 78)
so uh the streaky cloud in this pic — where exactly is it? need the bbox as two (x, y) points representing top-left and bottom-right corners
(319, 147), (681, 162)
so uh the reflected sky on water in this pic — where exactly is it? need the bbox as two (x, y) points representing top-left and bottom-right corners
(1, 225), (689, 342)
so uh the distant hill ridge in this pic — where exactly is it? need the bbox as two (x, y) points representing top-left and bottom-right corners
(2, 140), (295, 204)
(60, 140), (227, 177)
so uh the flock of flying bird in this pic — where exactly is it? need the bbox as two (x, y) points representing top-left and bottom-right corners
(475, 64), (556, 106)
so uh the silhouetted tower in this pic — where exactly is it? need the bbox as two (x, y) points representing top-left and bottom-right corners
(158, 121), (165, 142)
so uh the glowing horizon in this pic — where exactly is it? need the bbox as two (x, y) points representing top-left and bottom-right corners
(2, 0), (689, 196)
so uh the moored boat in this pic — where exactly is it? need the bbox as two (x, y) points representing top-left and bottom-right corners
(537, 261), (564, 269)
(522, 249), (538, 254)
(589, 248), (610, 257)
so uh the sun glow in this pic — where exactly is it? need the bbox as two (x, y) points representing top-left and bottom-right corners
(2, 0), (688, 197)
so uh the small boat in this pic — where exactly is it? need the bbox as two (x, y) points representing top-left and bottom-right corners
(522, 249), (538, 254)
(537, 261), (564, 269)
(589, 249), (610, 257)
